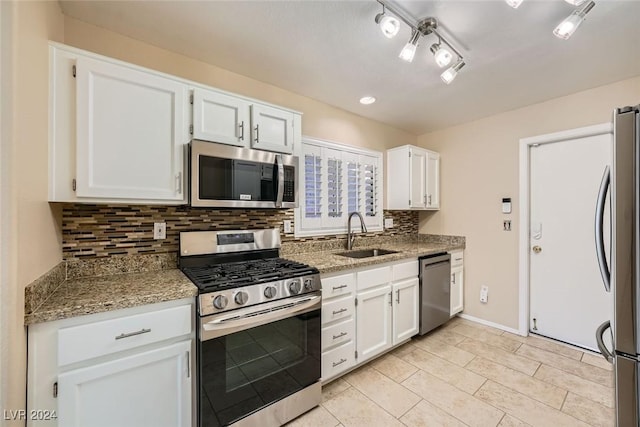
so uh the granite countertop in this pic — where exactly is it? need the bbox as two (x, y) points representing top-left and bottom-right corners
(24, 269), (198, 325)
(284, 240), (464, 274)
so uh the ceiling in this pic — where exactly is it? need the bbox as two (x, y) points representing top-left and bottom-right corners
(59, 0), (640, 135)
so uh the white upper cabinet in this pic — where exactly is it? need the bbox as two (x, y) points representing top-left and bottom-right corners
(192, 92), (299, 153)
(49, 44), (190, 204)
(386, 145), (440, 210)
(49, 43), (302, 204)
(75, 56), (188, 201)
(250, 104), (295, 154)
(192, 88), (250, 147)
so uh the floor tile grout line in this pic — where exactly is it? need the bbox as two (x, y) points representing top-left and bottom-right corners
(396, 397), (423, 420)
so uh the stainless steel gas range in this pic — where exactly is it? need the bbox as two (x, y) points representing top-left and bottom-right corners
(179, 228), (321, 427)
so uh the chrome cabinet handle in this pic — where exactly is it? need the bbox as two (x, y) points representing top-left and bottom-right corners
(396, 289), (400, 304)
(332, 358), (347, 367)
(455, 257), (463, 261)
(595, 320), (614, 363)
(254, 124), (259, 142)
(452, 274), (456, 284)
(115, 328), (151, 340)
(332, 284), (347, 291)
(389, 291), (393, 306)
(332, 332), (347, 340)
(332, 308), (347, 315)
(595, 166), (611, 292)
(423, 195), (427, 206)
(239, 121), (245, 140)
(175, 172), (182, 194)
(428, 195), (432, 205)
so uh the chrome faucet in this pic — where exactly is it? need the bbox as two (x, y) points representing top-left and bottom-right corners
(347, 212), (367, 250)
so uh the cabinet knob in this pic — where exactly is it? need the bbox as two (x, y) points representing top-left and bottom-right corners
(532, 245), (542, 254)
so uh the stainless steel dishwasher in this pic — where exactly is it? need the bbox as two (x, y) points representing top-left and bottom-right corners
(419, 252), (451, 335)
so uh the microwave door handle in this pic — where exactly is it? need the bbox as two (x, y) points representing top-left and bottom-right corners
(275, 154), (284, 208)
(595, 165), (611, 292)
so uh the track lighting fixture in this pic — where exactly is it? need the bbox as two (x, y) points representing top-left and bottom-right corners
(374, 1), (466, 84)
(399, 30), (420, 62)
(553, 0), (595, 40)
(430, 42), (453, 68)
(505, 0), (524, 9)
(441, 60), (465, 85)
(375, 5), (400, 39)
(564, 0), (587, 5)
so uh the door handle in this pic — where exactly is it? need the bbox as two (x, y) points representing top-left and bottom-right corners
(595, 320), (614, 363)
(532, 245), (542, 254)
(595, 166), (611, 292)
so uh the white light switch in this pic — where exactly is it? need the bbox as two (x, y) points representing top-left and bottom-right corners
(384, 218), (394, 229)
(283, 220), (293, 234)
(153, 222), (166, 240)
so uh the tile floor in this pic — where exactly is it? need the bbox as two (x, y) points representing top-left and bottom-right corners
(288, 317), (615, 427)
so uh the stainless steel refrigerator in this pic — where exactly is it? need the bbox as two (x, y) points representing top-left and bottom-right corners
(595, 105), (639, 426)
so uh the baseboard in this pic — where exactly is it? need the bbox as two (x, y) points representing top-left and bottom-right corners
(457, 313), (525, 336)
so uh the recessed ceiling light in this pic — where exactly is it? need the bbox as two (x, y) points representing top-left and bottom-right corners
(359, 96), (376, 105)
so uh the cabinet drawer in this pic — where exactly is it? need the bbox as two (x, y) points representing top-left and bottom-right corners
(450, 250), (464, 268)
(58, 305), (192, 367)
(392, 260), (418, 282)
(357, 266), (392, 291)
(322, 341), (355, 381)
(322, 318), (355, 352)
(322, 272), (356, 300)
(322, 295), (354, 325)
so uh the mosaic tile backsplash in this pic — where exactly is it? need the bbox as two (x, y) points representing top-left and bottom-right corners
(61, 204), (419, 260)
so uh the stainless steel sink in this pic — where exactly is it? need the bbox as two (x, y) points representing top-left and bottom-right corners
(337, 248), (399, 259)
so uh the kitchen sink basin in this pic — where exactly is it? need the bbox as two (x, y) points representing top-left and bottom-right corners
(337, 248), (399, 259)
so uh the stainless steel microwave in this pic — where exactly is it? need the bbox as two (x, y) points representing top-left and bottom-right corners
(189, 140), (298, 208)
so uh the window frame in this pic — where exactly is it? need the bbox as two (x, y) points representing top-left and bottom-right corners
(294, 136), (383, 238)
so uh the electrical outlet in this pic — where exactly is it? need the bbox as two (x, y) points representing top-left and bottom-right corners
(384, 218), (394, 229)
(480, 285), (489, 303)
(503, 220), (512, 231)
(153, 222), (166, 240)
(283, 220), (293, 234)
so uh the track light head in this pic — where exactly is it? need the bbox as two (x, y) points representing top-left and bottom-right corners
(399, 30), (420, 62)
(375, 10), (400, 39)
(441, 60), (465, 84)
(505, 0), (524, 9)
(430, 43), (453, 68)
(553, 0), (595, 40)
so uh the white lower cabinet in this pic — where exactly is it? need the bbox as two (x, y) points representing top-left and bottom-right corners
(450, 250), (465, 316)
(392, 278), (420, 345)
(27, 298), (195, 427)
(356, 285), (393, 362)
(58, 341), (191, 427)
(322, 259), (419, 382)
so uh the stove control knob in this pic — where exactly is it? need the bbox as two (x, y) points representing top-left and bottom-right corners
(264, 286), (277, 299)
(304, 278), (314, 290)
(234, 291), (249, 305)
(288, 280), (302, 295)
(212, 295), (228, 310)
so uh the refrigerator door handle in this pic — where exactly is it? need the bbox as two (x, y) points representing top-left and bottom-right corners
(595, 165), (611, 292)
(595, 320), (614, 363)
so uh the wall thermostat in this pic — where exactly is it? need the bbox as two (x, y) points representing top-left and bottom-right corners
(502, 198), (512, 214)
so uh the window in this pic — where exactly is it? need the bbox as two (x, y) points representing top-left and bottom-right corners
(295, 137), (383, 237)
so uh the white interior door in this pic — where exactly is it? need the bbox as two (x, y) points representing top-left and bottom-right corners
(530, 133), (612, 351)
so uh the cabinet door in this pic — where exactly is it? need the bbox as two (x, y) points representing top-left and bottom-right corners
(75, 57), (188, 201)
(410, 147), (427, 209)
(356, 286), (392, 362)
(58, 340), (192, 427)
(426, 151), (440, 209)
(250, 104), (294, 154)
(192, 88), (250, 147)
(392, 278), (419, 345)
(451, 266), (464, 315)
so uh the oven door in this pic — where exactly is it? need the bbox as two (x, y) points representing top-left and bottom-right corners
(190, 140), (298, 208)
(197, 293), (321, 427)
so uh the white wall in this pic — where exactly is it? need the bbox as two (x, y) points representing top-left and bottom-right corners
(417, 75), (640, 330)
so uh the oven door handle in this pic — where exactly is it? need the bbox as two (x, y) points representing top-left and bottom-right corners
(200, 294), (321, 340)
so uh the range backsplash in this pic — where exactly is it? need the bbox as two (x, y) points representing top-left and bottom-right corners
(61, 204), (419, 260)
